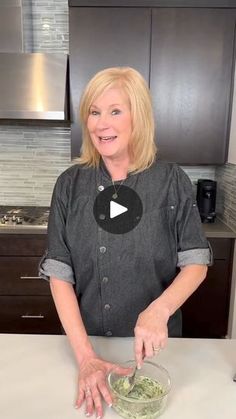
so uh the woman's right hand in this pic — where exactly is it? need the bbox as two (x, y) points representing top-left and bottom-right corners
(75, 357), (131, 418)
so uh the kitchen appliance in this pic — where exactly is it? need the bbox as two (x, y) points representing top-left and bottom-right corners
(0, 53), (69, 120)
(196, 179), (217, 223)
(0, 206), (49, 229)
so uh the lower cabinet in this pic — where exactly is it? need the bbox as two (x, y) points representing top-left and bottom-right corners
(0, 234), (61, 334)
(182, 238), (234, 338)
(0, 234), (234, 337)
(0, 296), (61, 334)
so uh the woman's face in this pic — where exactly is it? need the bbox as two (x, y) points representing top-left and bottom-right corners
(87, 87), (132, 161)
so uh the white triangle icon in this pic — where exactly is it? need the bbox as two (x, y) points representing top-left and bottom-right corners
(110, 200), (128, 219)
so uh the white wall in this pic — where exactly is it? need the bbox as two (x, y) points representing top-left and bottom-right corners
(228, 65), (236, 164)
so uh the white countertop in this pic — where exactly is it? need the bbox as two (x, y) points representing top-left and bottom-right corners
(1, 334), (236, 419)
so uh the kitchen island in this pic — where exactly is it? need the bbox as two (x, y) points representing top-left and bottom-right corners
(1, 334), (236, 419)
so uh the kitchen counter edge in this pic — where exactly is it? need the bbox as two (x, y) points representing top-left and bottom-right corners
(0, 218), (235, 238)
(203, 217), (236, 238)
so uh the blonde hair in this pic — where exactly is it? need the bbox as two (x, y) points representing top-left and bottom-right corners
(76, 67), (157, 173)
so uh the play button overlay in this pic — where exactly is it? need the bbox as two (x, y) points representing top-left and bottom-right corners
(93, 185), (143, 234)
(110, 201), (128, 219)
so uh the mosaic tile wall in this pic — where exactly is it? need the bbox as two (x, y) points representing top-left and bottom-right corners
(0, 125), (71, 206)
(0, 0), (232, 221)
(216, 164), (236, 232)
(22, 0), (69, 53)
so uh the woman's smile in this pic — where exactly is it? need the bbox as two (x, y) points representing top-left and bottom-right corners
(98, 135), (117, 143)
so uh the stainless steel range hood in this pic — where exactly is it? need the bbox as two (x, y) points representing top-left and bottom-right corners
(0, 53), (69, 120)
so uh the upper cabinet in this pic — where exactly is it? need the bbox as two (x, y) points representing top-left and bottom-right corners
(150, 8), (236, 164)
(69, 2), (236, 164)
(69, 7), (151, 158)
(228, 65), (236, 164)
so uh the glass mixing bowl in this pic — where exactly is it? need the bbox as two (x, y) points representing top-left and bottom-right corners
(107, 360), (171, 419)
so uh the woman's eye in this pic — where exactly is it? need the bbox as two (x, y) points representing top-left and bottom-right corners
(90, 110), (99, 116)
(111, 109), (121, 115)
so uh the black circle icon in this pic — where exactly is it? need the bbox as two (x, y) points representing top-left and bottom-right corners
(93, 185), (143, 234)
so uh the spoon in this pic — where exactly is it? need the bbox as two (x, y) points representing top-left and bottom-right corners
(126, 364), (138, 391)
(122, 363), (141, 396)
(123, 350), (160, 395)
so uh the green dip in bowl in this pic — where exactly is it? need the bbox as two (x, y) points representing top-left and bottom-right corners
(107, 360), (171, 419)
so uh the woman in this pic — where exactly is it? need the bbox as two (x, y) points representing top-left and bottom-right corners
(40, 67), (211, 418)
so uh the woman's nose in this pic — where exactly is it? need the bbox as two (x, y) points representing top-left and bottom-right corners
(96, 113), (110, 130)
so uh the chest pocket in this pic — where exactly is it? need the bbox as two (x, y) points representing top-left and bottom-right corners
(138, 204), (177, 260)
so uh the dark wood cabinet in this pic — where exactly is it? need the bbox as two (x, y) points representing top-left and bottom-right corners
(150, 8), (235, 164)
(0, 235), (61, 334)
(70, 7), (151, 157)
(0, 296), (61, 334)
(182, 238), (234, 338)
(69, 2), (236, 164)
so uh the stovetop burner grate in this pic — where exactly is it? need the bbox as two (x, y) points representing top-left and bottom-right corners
(0, 206), (49, 227)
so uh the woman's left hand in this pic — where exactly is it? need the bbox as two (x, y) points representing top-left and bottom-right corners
(75, 357), (132, 418)
(134, 301), (169, 367)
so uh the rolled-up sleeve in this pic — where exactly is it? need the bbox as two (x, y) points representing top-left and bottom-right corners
(39, 171), (75, 284)
(39, 254), (75, 283)
(174, 166), (213, 267)
(177, 245), (213, 267)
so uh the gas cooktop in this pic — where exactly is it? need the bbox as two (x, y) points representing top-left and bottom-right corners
(0, 206), (49, 228)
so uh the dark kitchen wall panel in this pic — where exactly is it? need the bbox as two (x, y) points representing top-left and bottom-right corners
(69, 7), (151, 158)
(150, 8), (236, 164)
(69, 1), (236, 7)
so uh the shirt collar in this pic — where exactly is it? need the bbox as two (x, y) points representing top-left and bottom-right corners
(98, 158), (132, 183)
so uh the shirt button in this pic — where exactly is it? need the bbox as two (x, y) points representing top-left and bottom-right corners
(99, 246), (106, 253)
(102, 276), (109, 284)
(170, 205), (175, 210)
(98, 185), (104, 192)
(105, 331), (112, 337)
(104, 304), (111, 310)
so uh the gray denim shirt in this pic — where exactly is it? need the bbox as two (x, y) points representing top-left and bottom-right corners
(39, 159), (212, 337)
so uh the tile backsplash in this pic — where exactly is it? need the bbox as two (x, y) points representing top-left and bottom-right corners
(216, 163), (236, 232)
(0, 0), (235, 232)
(0, 125), (71, 206)
(22, 0), (69, 53)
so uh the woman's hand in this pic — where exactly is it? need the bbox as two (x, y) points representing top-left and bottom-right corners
(75, 357), (131, 418)
(134, 301), (170, 368)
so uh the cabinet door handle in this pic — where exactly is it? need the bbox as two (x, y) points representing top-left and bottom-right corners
(20, 276), (41, 280)
(21, 314), (45, 319)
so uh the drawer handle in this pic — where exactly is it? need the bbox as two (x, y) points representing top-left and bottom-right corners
(21, 314), (45, 319)
(20, 276), (41, 280)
